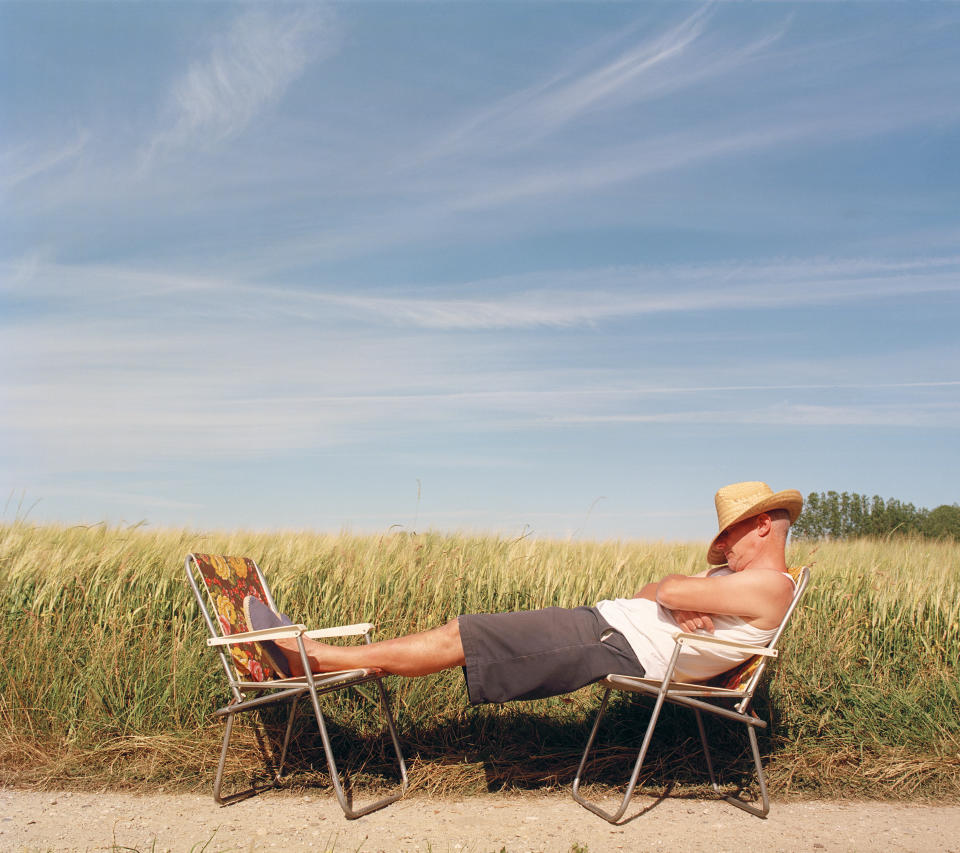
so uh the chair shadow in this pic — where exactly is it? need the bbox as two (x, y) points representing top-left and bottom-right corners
(231, 695), (405, 808)
(221, 684), (778, 814)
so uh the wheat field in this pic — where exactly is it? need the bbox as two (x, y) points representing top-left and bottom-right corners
(0, 522), (957, 799)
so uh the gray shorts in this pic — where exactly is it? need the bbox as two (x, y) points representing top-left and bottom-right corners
(457, 606), (646, 705)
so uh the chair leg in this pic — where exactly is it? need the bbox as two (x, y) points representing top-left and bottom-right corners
(572, 687), (670, 824)
(275, 696), (300, 783)
(694, 709), (721, 795)
(572, 687), (612, 806)
(213, 703), (297, 804)
(719, 724), (769, 817)
(303, 676), (408, 820)
(695, 710), (770, 818)
(212, 712), (235, 805)
(375, 678), (409, 789)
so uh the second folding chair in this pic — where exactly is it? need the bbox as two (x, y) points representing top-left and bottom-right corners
(573, 565), (810, 823)
(186, 552), (408, 818)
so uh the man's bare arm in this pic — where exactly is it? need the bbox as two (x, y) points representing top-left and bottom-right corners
(634, 575), (715, 632)
(655, 570), (792, 629)
(633, 581), (659, 601)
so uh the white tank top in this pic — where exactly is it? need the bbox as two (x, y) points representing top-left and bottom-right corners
(594, 567), (795, 682)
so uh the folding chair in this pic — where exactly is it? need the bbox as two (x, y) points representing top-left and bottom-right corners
(186, 553), (408, 818)
(572, 565), (810, 823)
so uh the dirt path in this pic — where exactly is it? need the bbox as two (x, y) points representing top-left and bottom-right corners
(3, 788), (959, 853)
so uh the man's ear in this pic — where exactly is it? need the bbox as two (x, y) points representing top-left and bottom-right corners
(755, 512), (773, 538)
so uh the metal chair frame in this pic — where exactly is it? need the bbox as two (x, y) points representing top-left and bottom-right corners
(186, 553), (408, 818)
(573, 566), (810, 823)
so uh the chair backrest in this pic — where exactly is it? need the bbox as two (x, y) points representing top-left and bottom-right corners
(709, 565), (810, 710)
(186, 553), (284, 683)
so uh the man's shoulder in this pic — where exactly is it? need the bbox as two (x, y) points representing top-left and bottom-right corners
(739, 568), (796, 617)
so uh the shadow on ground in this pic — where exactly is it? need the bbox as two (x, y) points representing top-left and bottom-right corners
(231, 683), (776, 806)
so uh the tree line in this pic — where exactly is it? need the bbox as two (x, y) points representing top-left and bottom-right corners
(791, 491), (960, 540)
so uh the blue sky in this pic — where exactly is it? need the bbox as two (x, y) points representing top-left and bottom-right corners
(2, 1), (958, 542)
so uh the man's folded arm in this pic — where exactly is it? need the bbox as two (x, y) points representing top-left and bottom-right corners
(633, 573), (715, 632)
(655, 571), (777, 622)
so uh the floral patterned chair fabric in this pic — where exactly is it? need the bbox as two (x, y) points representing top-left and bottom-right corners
(191, 552), (279, 682)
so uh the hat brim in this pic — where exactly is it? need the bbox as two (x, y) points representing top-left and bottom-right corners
(707, 490), (804, 565)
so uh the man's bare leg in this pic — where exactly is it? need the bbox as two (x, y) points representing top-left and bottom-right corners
(273, 619), (465, 678)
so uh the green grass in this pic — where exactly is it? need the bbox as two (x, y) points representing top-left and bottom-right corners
(0, 523), (957, 799)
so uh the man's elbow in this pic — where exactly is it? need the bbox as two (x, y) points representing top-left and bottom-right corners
(633, 581), (658, 600)
(655, 575), (687, 608)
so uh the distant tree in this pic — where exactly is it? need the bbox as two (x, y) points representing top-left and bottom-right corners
(922, 504), (960, 540)
(794, 492), (824, 539)
(792, 491), (948, 540)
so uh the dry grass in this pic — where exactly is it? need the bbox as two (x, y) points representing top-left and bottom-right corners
(0, 522), (957, 800)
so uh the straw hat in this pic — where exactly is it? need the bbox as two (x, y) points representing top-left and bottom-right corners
(707, 481), (803, 565)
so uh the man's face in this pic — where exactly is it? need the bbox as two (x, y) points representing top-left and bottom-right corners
(714, 515), (761, 570)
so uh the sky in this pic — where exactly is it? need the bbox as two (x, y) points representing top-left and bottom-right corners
(1, 1), (958, 542)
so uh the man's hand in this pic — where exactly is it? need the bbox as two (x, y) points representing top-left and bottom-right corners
(670, 610), (715, 633)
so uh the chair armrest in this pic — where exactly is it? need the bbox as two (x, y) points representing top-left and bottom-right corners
(304, 622), (374, 639)
(673, 632), (778, 657)
(207, 625), (309, 646)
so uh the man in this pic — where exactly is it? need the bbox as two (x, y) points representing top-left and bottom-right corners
(248, 481), (803, 701)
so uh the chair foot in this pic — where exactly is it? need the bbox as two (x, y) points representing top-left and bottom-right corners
(722, 793), (769, 818)
(704, 721), (770, 818)
(572, 686), (667, 824)
(338, 788), (407, 820)
(571, 783), (632, 824)
(306, 676), (409, 820)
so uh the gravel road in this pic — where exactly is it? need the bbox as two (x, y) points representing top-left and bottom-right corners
(2, 789), (959, 853)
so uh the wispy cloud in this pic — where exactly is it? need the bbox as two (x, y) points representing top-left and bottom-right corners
(555, 401), (960, 429)
(253, 83), (960, 266)
(418, 7), (796, 164)
(0, 132), (89, 191)
(142, 6), (336, 164)
(5, 252), (959, 330)
(253, 252), (960, 328)
(3, 3), (958, 532)
(31, 487), (201, 512)
(422, 7), (712, 159)
(8, 245), (957, 474)
(6, 345), (957, 476)
(448, 93), (960, 212)
(7, 7), (956, 272)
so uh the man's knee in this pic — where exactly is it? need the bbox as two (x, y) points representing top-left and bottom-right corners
(441, 617), (465, 664)
(442, 617), (461, 643)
